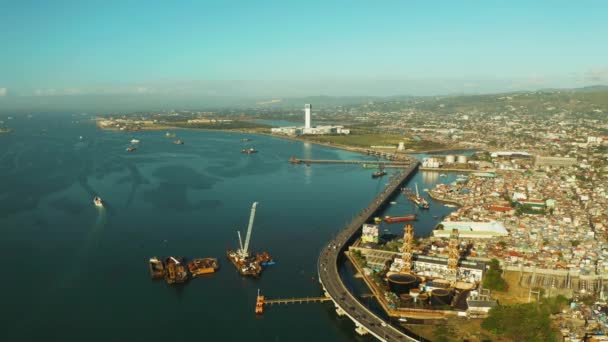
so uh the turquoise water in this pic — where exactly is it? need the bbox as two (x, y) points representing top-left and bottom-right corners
(0, 113), (457, 341)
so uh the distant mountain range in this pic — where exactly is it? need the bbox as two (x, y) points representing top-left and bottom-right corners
(0, 85), (606, 114)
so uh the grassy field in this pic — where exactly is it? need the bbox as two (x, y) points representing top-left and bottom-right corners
(299, 132), (445, 151)
(407, 317), (513, 342)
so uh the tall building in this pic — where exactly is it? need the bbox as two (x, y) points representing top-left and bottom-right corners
(304, 104), (311, 129)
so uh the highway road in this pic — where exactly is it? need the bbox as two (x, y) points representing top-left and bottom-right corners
(318, 162), (425, 342)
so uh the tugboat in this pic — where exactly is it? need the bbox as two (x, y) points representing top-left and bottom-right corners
(187, 258), (219, 277)
(126, 146), (137, 152)
(93, 196), (104, 207)
(148, 257), (166, 279)
(241, 148), (258, 154)
(256, 252), (276, 267)
(173, 139), (184, 145)
(164, 256), (189, 284)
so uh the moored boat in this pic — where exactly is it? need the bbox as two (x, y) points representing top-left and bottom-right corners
(149, 257), (166, 279)
(93, 196), (104, 207)
(372, 170), (387, 178)
(241, 148), (257, 154)
(164, 256), (189, 284)
(187, 258), (219, 277)
(384, 214), (417, 223)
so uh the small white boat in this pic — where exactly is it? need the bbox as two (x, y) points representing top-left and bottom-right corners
(93, 196), (104, 207)
(131, 139), (140, 144)
(439, 174), (447, 177)
(423, 188), (429, 192)
(79, 136), (83, 140)
(444, 204), (457, 208)
(390, 201), (397, 205)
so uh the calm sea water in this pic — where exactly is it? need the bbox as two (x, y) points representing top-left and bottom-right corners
(0, 113), (458, 341)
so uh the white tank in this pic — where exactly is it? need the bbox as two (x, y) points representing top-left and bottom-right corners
(457, 155), (468, 164)
(445, 155), (456, 164)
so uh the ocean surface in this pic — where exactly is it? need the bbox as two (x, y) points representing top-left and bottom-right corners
(0, 113), (460, 341)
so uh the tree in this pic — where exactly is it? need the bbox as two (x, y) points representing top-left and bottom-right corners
(482, 258), (508, 291)
(481, 297), (566, 342)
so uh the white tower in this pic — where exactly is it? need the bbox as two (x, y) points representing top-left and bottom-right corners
(304, 104), (311, 129)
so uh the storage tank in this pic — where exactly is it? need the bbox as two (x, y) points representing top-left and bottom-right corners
(409, 288), (420, 302)
(399, 293), (413, 305)
(445, 155), (456, 164)
(417, 293), (429, 303)
(457, 155), (468, 164)
(387, 273), (419, 295)
(430, 288), (452, 306)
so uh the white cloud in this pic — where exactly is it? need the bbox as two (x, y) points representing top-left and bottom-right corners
(0, 87), (7, 96)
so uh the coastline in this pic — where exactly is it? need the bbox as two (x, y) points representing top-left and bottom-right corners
(95, 119), (475, 157)
(427, 190), (464, 206)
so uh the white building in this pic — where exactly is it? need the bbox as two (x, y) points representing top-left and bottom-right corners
(433, 221), (509, 239)
(304, 104), (311, 129)
(271, 104), (350, 136)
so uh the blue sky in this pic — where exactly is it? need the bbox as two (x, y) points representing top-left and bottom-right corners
(1, 0), (607, 97)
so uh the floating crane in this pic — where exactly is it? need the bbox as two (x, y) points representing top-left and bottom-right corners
(237, 202), (258, 259)
(227, 202), (265, 276)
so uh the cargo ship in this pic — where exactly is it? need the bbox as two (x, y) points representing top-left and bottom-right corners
(164, 256), (189, 284)
(384, 214), (417, 223)
(187, 258), (219, 277)
(148, 257), (166, 279)
(372, 170), (387, 178)
(241, 148), (258, 154)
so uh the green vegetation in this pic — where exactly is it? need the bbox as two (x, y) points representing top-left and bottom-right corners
(433, 325), (452, 342)
(515, 204), (546, 216)
(481, 296), (569, 342)
(171, 120), (270, 130)
(351, 250), (367, 267)
(482, 259), (508, 291)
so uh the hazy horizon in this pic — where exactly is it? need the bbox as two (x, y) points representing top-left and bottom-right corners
(1, 0), (607, 111)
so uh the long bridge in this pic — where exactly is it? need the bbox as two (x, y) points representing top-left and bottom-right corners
(289, 157), (410, 166)
(318, 159), (425, 341)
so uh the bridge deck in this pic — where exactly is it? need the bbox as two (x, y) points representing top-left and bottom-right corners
(263, 297), (332, 305)
(290, 158), (410, 165)
(318, 160), (425, 342)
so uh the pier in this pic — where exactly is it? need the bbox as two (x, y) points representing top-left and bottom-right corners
(289, 157), (409, 166)
(318, 159), (425, 341)
(262, 297), (332, 305)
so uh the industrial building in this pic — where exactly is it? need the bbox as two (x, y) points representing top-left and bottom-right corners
(270, 104), (350, 136)
(433, 221), (508, 239)
(534, 156), (577, 168)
